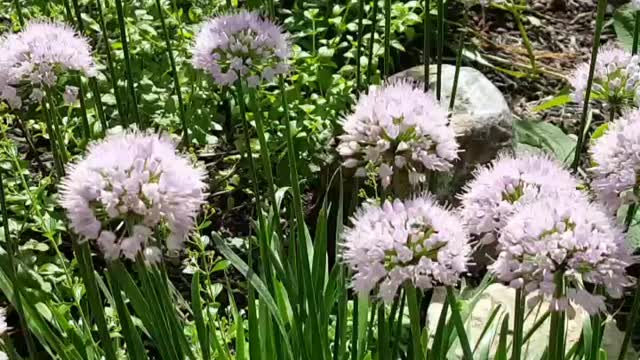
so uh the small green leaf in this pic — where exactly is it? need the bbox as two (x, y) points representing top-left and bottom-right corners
(590, 123), (609, 142)
(533, 94), (571, 112)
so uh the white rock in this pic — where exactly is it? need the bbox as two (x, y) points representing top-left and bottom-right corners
(426, 284), (638, 359)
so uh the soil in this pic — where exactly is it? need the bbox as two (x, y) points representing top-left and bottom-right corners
(466, 0), (619, 129)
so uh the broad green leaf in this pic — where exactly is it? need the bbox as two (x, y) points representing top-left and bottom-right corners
(613, 6), (636, 51)
(513, 120), (576, 166)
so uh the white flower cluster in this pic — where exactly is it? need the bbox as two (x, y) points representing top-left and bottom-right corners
(490, 195), (632, 314)
(459, 152), (581, 236)
(570, 45), (640, 109)
(60, 132), (207, 263)
(191, 11), (290, 88)
(342, 196), (470, 303)
(0, 21), (97, 109)
(337, 80), (459, 188)
(590, 109), (640, 211)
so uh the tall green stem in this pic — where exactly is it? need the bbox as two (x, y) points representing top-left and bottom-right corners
(633, 11), (640, 55)
(447, 287), (473, 360)
(423, 0), (431, 91)
(75, 81), (93, 141)
(383, 0), (391, 78)
(70, 0), (107, 134)
(96, 0), (127, 126)
(72, 240), (118, 360)
(155, 0), (188, 145)
(512, 288), (525, 360)
(571, 0), (608, 171)
(114, 0), (142, 128)
(45, 89), (68, 164)
(511, 7), (537, 74)
(548, 272), (566, 360)
(617, 202), (640, 360)
(42, 101), (64, 178)
(449, 11), (466, 111)
(13, 0), (24, 27)
(366, 0), (379, 86)
(356, 0), (364, 91)
(247, 87), (282, 238)
(0, 172), (37, 360)
(436, 0), (444, 100)
(405, 284), (425, 360)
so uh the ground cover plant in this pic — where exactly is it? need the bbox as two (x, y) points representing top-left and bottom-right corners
(2, 0), (640, 359)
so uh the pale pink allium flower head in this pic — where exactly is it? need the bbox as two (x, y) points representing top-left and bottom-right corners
(342, 195), (470, 303)
(191, 11), (290, 88)
(490, 194), (633, 314)
(0, 21), (97, 109)
(60, 132), (207, 264)
(459, 152), (581, 236)
(569, 45), (640, 108)
(590, 109), (640, 211)
(337, 80), (458, 188)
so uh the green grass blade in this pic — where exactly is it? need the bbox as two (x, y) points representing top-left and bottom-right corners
(107, 267), (146, 360)
(383, 0), (391, 78)
(214, 235), (294, 359)
(72, 240), (117, 360)
(191, 272), (211, 360)
(154, 0), (188, 145)
(114, 0), (142, 128)
(496, 314), (510, 360)
(95, 0), (127, 126)
(405, 284), (425, 360)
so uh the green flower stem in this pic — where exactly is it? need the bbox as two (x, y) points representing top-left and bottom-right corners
(366, 0), (379, 86)
(618, 202), (640, 360)
(114, 0), (142, 128)
(356, 0), (364, 91)
(155, 0), (188, 145)
(423, 0), (431, 91)
(377, 302), (389, 360)
(0, 172), (37, 360)
(75, 80), (93, 141)
(511, 288), (525, 360)
(571, 0), (608, 171)
(447, 286), (473, 360)
(278, 75), (306, 244)
(247, 86), (283, 239)
(511, 7), (537, 74)
(13, 0), (24, 27)
(383, 0), (391, 78)
(633, 11), (640, 55)
(42, 93), (65, 178)
(96, 0), (127, 126)
(235, 81), (267, 231)
(405, 284), (425, 360)
(45, 89), (68, 164)
(69, 0), (107, 134)
(449, 11), (466, 111)
(436, 0), (444, 100)
(72, 239), (118, 360)
(548, 272), (566, 360)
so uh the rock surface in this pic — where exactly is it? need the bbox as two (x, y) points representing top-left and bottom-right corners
(391, 64), (513, 195)
(426, 284), (638, 360)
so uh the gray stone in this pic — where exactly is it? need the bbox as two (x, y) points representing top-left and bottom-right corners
(391, 65), (513, 192)
(426, 284), (638, 360)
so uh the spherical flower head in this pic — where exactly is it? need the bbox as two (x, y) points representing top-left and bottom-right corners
(569, 45), (640, 108)
(60, 131), (207, 263)
(342, 195), (471, 303)
(337, 80), (459, 188)
(459, 152), (581, 236)
(490, 194), (633, 314)
(631, 0), (640, 11)
(0, 21), (97, 109)
(191, 11), (290, 88)
(590, 109), (640, 211)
